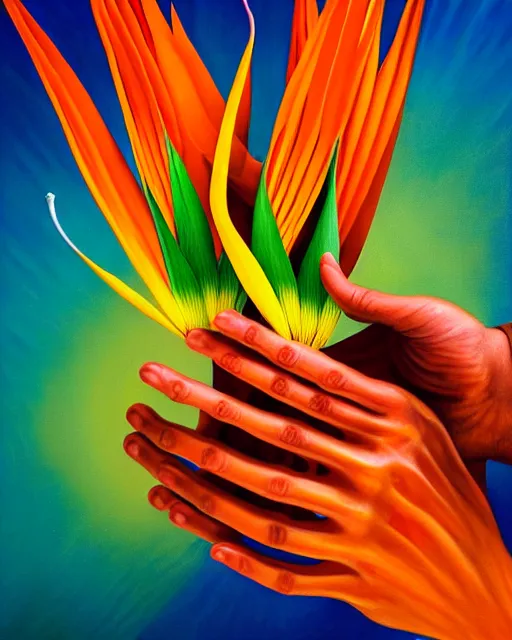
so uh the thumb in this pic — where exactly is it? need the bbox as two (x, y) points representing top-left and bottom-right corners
(320, 253), (428, 331)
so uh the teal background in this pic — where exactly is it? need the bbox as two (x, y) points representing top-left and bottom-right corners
(1, 1), (511, 638)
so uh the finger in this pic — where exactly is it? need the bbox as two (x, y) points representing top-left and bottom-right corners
(212, 310), (397, 413)
(135, 364), (380, 475)
(148, 485), (241, 544)
(127, 405), (359, 517)
(320, 252), (427, 331)
(186, 330), (380, 437)
(210, 543), (364, 601)
(124, 433), (337, 559)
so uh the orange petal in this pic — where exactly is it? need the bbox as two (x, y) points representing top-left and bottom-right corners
(336, 0), (383, 205)
(279, 0), (383, 249)
(5, 0), (185, 330)
(338, 0), (426, 245)
(286, 0), (319, 84)
(267, 0), (378, 252)
(92, 0), (174, 232)
(169, 4), (252, 148)
(138, 0), (261, 204)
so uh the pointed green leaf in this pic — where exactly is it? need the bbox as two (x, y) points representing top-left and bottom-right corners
(217, 251), (247, 315)
(297, 144), (340, 341)
(166, 137), (218, 317)
(251, 165), (300, 337)
(144, 186), (208, 329)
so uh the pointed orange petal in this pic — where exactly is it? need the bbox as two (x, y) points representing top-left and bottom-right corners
(92, 0), (174, 233)
(338, 0), (426, 245)
(280, 0), (383, 249)
(336, 1), (383, 204)
(171, 4), (253, 154)
(268, 0), (378, 252)
(139, 0), (261, 204)
(286, 0), (319, 83)
(5, 0), (185, 330)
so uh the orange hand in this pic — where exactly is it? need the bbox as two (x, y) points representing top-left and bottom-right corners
(124, 312), (512, 640)
(320, 253), (512, 474)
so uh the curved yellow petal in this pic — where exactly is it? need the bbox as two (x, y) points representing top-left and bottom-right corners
(5, 0), (186, 333)
(138, 0), (261, 204)
(46, 194), (182, 337)
(210, 1), (290, 339)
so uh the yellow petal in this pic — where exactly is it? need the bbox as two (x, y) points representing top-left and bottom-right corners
(46, 194), (182, 337)
(210, 1), (290, 339)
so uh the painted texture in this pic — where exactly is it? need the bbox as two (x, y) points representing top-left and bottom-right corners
(0, 1), (511, 638)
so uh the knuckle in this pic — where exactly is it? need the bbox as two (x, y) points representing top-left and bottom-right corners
(279, 425), (307, 449)
(236, 555), (252, 576)
(351, 288), (375, 314)
(275, 571), (296, 595)
(167, 380), (190, 402)
(159, 427), (176, 450)
(386, 386), (409, 410)
(214, 400), (241, 423)
(244, 325), (259, 345)
(268, 476), (291, 497)
(322, 369), (349, 392)
(200, 446), (227, 472)
(199, 493), (215, 516)
(270, 376), (289, 397)
(219, 352), (243, 374)
(308, 393), (331, 415)
(267, 523), (287, 546)
(276, 346), (300, 368)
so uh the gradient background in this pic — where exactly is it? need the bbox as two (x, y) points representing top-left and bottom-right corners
(1, 0), (511, 638)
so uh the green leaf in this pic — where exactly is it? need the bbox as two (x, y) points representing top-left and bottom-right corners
(251, 165), (300, 337)
(297, 144), (340, 329)
(166, 137), (218, 317)
(144, 186), (208, 329)
(217, 251), (246, 315)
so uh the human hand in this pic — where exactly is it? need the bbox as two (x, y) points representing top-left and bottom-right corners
(320, 254), (512, 472)
(124, 312), (512, 640)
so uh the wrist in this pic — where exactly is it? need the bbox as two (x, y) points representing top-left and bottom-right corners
(485, 326), (512, 463)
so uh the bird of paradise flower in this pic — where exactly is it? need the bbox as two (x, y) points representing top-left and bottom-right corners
(5, 0), (425, 349)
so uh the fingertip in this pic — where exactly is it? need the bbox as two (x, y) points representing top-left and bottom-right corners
(211, 543), (230, 563)
(320, 252), (340, 270)
(139, 362), (163, 387)
(213, 309), (240, 331)
(123, 433), (141, 459)
(169, 509), (187, 526)
(186, 328), (211, 349)
(126, 404), (144, 430)
(148, 485), (173, 511)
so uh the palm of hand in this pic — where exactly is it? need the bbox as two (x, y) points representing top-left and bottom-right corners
(324, 300), (496, 464)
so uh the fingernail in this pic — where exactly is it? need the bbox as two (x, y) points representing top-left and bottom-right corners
(320, 252), (339, 270)
(151, 493), (166, 510)
(212, 549), (226, 563)
(126, 407), (143, 430)
(124, 439), (140, 458)
(170, 511), (187, 526)
(186, 329), (211, 350)
(214, 311), (238, 331)
(140, 363), (162, 387)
